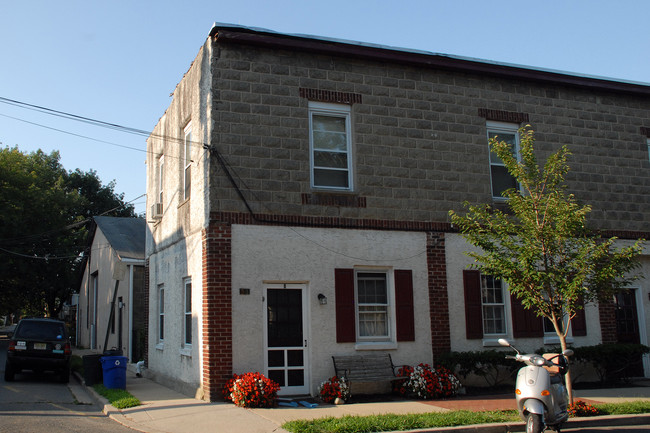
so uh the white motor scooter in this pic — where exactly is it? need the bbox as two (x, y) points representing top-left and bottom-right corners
(498, 338), (573, 433)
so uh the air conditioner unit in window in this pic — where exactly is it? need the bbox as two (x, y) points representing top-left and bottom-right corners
(151, 202), (163, 219)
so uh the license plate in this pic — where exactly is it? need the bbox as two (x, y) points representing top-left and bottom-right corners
(34, 343), (47, 350)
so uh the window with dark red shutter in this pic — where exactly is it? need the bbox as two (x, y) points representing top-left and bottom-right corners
(334, 268), (356, 343)
(463, 270), (483, 339)
(571, 297), (587, 337)
(334, 268), (415, 343)
(395, 269), (415, 341)
(510, 293), (543, 338)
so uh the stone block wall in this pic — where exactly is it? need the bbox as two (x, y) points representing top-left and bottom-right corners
(207, 39), (650, 234)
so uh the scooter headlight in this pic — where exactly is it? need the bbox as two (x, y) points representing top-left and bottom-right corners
(534, 357), (546, 366)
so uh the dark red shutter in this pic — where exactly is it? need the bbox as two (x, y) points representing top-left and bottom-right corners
(395, 269), (415, 341)
(511, 293), (543, 338)
(335, 268), (356, 343)
(463, 270), (483, 339)
(571, 296), (587, 337)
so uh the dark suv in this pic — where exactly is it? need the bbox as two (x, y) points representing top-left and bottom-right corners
(4, 318), (71, 383)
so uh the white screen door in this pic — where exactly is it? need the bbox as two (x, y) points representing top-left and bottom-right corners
(264, 284), (309, 395)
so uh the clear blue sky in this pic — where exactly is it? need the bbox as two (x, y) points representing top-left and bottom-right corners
(2, 0), (648, 215)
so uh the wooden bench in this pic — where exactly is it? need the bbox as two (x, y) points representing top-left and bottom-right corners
(332, 353), (401, 385)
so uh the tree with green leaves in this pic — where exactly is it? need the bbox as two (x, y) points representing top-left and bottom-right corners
(0, 147), (135, 318)
(449, 126), (644, 401)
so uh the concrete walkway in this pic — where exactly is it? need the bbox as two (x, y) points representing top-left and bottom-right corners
(71, 356), (650, 433)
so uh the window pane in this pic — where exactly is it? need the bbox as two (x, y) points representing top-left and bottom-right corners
(313, 130), (348, 151)
(313, 115), (346, 133)
(313, 169), (349, 188)
(488, 132), (516, 165)
(491, 165), (518, 196)
(483, 306), (505, 334)
(359, 307), (388, 337)
(185, 314), (192, 345)
(313, 150), (348, 169)
(185, 283), (192, 313)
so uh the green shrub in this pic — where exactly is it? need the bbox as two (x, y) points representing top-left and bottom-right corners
(437, 350), (518, 387)
(538, 343), (650, 384)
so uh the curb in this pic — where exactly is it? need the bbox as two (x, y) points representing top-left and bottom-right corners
(71, 371), (151, 433)
(71, 371), (650, 433)
(397, 413), (650, 433)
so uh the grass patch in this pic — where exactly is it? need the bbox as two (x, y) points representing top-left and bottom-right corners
(93, 384), (141, 409)
(596, 400), (650, 415)
(282, 400), (650, 433)
(283, 410), (519, 433)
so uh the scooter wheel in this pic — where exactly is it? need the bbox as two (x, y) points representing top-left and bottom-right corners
(526, 413), (542, 433)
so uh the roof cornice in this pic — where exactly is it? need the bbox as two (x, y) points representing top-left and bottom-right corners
(209, 24), (650, 97)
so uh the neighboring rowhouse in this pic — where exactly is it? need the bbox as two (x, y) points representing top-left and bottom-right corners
(77, 216), (146, 363)
(145, 23), (650, 400)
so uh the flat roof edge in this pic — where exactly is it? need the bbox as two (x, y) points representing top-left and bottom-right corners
(208, 23), (650, 96)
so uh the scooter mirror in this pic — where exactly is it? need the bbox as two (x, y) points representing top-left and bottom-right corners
(563, 349), (574, 357)
(497, 338), (511, 347)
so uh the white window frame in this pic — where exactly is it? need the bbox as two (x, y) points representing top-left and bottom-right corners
(182, 278), (192, 352)
(157, 154), (164, 205)
(486, 121), (520, 200)
(157, 285), (164, 349)
(183, 122), (192, 200)
(308, 102), (353, 191)
(355, 270), (393, 344)
(481, 275), (507, 336)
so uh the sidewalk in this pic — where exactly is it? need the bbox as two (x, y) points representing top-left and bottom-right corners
(74, 362), (650, 433)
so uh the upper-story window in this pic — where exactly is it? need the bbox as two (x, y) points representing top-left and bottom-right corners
(157, 155), (164, 205)
(308, 102), (353, 190)
(487, 121), (520, 199)
(183, 123), (192, 200)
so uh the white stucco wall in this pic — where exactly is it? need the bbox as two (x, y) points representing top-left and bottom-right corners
(445, 233), (603, 354)
(144, 38), (212, 397)
(231, 224), (432, 395)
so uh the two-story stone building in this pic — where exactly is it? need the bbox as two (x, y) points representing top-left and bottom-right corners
(145, 23), (650, 400)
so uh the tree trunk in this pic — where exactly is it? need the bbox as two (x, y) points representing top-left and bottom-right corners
(557, 333), (574, 404)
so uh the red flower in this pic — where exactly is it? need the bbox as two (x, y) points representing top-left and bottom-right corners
(222, 372), (280, 408)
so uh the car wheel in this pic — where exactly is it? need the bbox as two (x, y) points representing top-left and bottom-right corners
(59, 367), (70, 384)
(4, 363), (15, 382)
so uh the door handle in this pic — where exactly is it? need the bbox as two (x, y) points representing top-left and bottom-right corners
(304, 339), (307, 347)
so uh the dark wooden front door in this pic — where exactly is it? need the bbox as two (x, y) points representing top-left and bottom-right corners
(614, 290), (643, 377)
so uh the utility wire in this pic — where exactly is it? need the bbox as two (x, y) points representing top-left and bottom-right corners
(1, 97), (427, 262)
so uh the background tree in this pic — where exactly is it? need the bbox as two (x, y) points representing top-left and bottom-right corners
(449, 127), (643, 401)
(0, 147), (135, 318)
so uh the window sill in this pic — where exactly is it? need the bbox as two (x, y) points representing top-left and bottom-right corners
(354, 341), (397, 351)
(156, 343), (164, 351)
(180, 347), (192, 357)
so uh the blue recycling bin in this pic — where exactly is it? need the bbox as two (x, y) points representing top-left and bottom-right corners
(100, 356), (127, 389)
